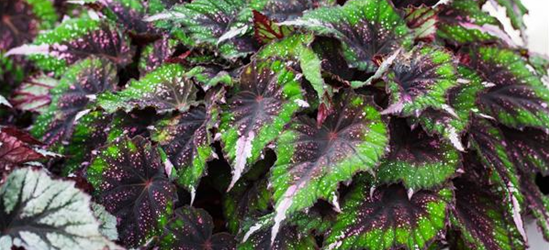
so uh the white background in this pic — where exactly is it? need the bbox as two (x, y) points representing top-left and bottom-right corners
(484, 1), (548, 249)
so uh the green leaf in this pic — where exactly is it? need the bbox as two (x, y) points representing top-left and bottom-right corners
(283, 0), (412, 72)
(268, 90), (388, 243)
(325, 182), (452, 250)
(0, 168), (118, 250)
(98, 63), (199, 114)
(383, 44), (458, 117)
(220, 59), (304, 190)
(375, 119), (460, 190)
(467, 46), (549, 129)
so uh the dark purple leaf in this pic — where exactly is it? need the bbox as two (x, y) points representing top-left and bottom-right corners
(0, 0), (38, 50)
(87, 136), (177, 247)
(161, 206), (236, 250)
(500, 126), (549, 175)
(392, 0), (440, 8)
(0, 128), (45, 181)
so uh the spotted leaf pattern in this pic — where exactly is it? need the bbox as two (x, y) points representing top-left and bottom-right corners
(450, 174), (526, 250)
(467, 47), (549, 129)
(283, 0), (412, 72)
(325, 183), (452, 250)
(149, 0), (255, 59)
(15, 18), (132, 75)
(0, 168), (118, 250)
(32, 57), (117, 146)
(376, 119), (460, 190)
(161, 206), (236, 250)
(220, 59), (303, 190)
(268, 91), (388, 242)
(87, 136), (177, 248)
(383, 44), (458, 116)
(152, 105), (216, 201)
(99, 63), (199, 114)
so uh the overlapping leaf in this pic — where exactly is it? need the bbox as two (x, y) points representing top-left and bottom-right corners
(437, 0), (507, 45)
(268, 91), (388, 242)
(10, 74), (57, 113)
(152, 105), (216, 202)
(161, 206), (236, 250)
(450, 174), (526, 250)
(224, 178), (271, 234)
(149, 0), (255, 59)
(412, 66), (485, 150)
(99, 63), (199, 114)
(0, 127), (46, 180)
(252, 0), (326, 22)
(284, 0), (412, 72)
(220, 59), (304, 190)
(499, 126), (549, 175)
(87, 136), (177, 247)
(376, 119), (460, 191)
(0, 168), (118, 250)
(32, 57), (117, 145)
(383, 44), (458, 116)
(519, 171), (549, 241)
(10, 17), (132, 74)
(325, 183), (452, 250)
(466, 47), (549, 129)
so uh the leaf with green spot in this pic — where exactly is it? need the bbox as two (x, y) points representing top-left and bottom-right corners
(0, 168), (118, 250)
(466, 47), (549, 129)
(283, 0), (412, 72)
(383, 44), (458, 117)
(220, 59), (304, 190)
(138, 38), (178, 74)
(450, 173), (526, 250)
(87, 136), (177, 248)
(437, 0), (507, 45)
(268, 90), (388, 243)
(376, 119), (460, 191)
(160, 206), (237, 250)
(152, 105), (217, 202)
(148, 0), (255, 59)
(325, 183), (452, 250)
(99, 63), (199, 114)
(32, 57), (117, 146)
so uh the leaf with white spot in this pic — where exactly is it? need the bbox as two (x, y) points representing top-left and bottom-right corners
(160, 206), (236, 250)
(19, 17), (132, 75)
(149, 0), (255, 59)
(375, 119), (460, 190)
(98, 63), (199, 114)
(152, 104), (217, 200)
(282, 0), (412, 72)
(383, 44), (458, 117)
(87, 136), (177, 248)
(0, 168), (118, 250)
(220, 59), (304, 190)
(412, 66), (485, 150)
(32, 57), (117, 146)
(449, 164), (526, 250)
(437, 0), (507, 45)
(325, 182), (452, 250)
(269, 90), (388, 243)
(465, 47), (549, 129)
(239, 212), (325, 250)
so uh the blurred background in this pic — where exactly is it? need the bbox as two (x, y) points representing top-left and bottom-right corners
(484, 1), (549, 249)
